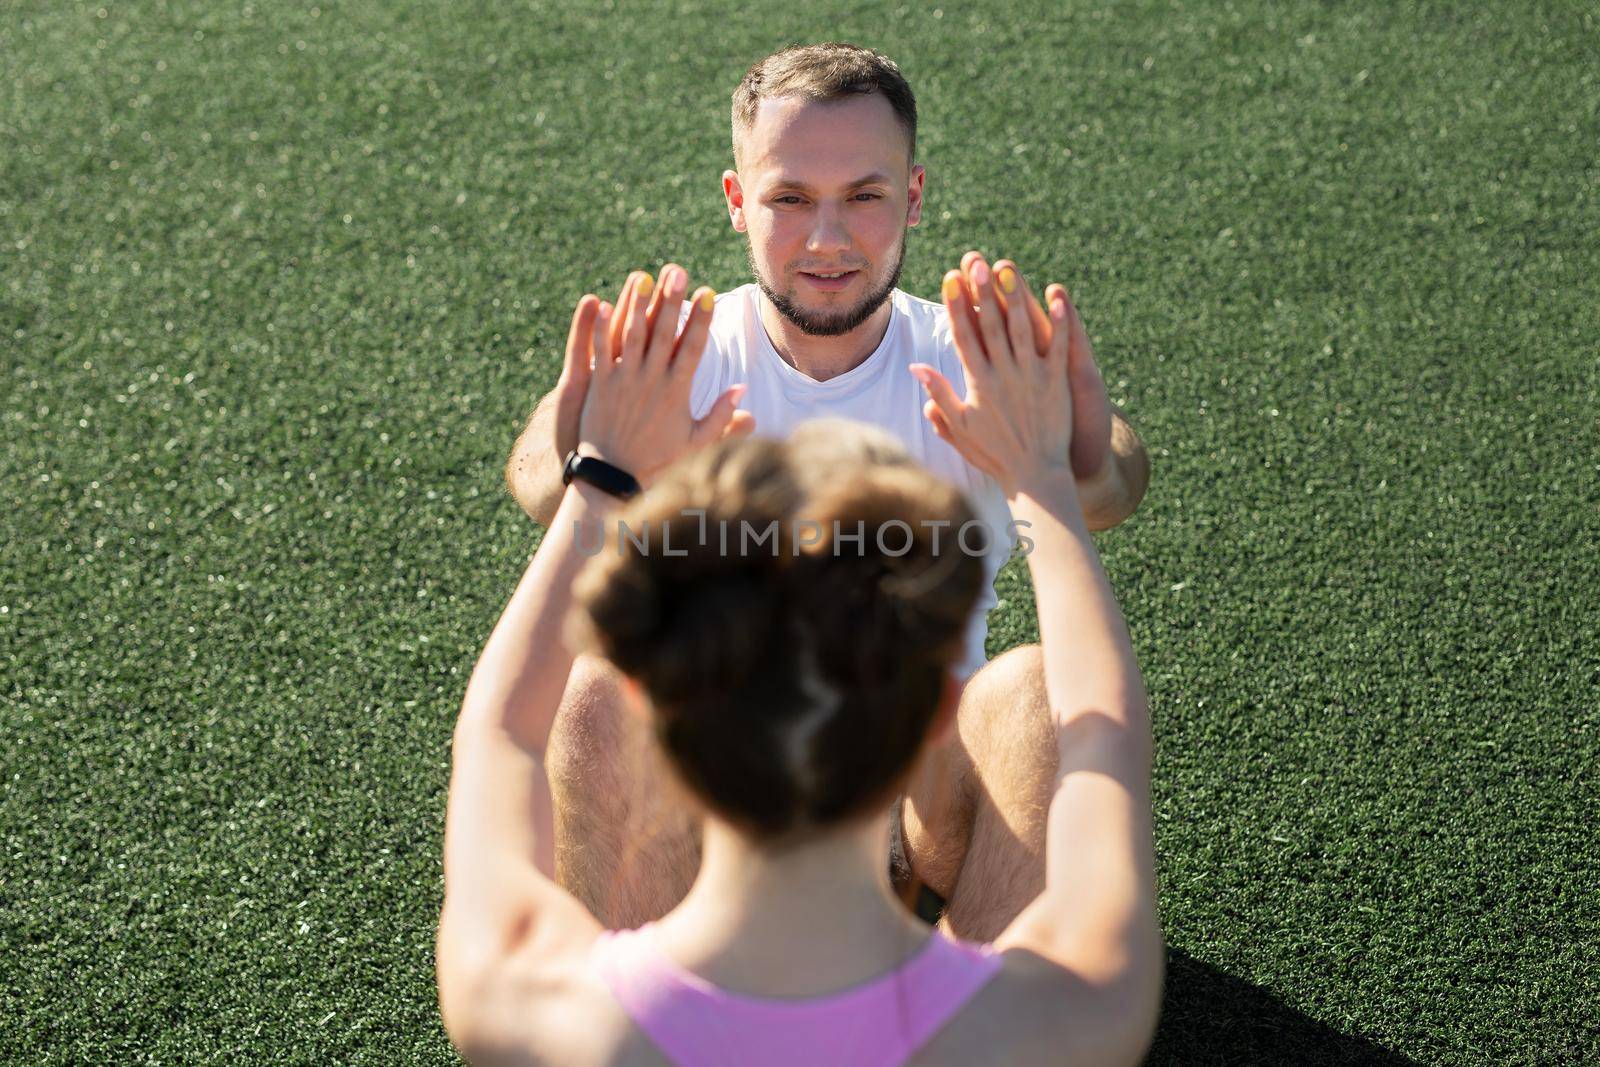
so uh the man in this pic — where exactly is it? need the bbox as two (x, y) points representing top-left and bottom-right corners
(504, 43), (1151, 939)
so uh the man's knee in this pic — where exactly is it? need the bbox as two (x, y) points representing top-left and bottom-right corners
(546, 655), (704, 926)
(961, 643), (1051, 749)
(974, 642), (1046, 695)
(901, 644), (1049, 898)
(936, 644), (1057, 940)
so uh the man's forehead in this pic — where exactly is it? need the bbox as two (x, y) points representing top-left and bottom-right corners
(742, 94), (909, 186)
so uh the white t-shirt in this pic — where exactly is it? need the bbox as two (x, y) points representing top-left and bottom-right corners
(686, 283), (1016, 681)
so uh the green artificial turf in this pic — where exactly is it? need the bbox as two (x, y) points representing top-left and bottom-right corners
(3, 0), (1597, 1062)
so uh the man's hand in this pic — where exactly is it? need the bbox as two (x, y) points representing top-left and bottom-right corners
(563, 265), (752, 485)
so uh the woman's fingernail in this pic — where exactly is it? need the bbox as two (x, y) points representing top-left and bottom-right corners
(971, 260), (990, 287)
(941, 273), (962, 301)
(699, 290), (715, 312)
(637, 274), (654, 298)
(997, 266), (1017, 294)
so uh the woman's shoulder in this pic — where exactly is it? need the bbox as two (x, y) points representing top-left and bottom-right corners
(450, 928), (670, 1067)
(913, 943), (1154, 1067)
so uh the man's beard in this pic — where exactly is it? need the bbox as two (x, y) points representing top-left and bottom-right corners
(748, 231), (907, 337)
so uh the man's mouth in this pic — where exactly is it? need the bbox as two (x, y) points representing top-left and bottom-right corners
(800, 269), (860, 291)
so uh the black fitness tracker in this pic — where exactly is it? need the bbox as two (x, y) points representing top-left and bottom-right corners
(561, 450), (642, 500)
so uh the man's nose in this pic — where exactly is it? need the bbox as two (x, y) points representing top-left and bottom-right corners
(805, 207), (851, 256)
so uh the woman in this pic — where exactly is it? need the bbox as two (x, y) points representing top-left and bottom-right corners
(438, 258), (1161, 1066)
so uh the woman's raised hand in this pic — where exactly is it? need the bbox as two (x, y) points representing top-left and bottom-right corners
(562, 265), (752, 486)
(910, 252), (1098, 499)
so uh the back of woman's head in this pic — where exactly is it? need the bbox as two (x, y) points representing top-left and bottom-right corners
(570, 419), (985, 840)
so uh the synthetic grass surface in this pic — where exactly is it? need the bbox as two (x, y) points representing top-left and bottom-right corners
(3, 0), (1597, 1062)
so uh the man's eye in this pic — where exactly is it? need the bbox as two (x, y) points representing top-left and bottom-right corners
(854, 193), (882, 201)
(775, 196), (804, 205)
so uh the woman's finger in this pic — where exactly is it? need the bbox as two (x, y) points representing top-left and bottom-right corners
(909, 362), (966, 428)
(669, 287), (717, 385)
(608, 273), (639, 359)
(619, 272), (654, 365)
(689, 384), (749, 446)
(1044, 284), (1072, 364)
(589, 300), (614, 377)
(960, 248), (988, 314)
(966, 255), (1013, 364)
(924, 398), (956, 445)
(1019, 275), (1052, 356)
(644, 264), (687, 367)
(721, 409), (757, 440)
(940, 270), (991, 386)
(995, 261), (1036, 362)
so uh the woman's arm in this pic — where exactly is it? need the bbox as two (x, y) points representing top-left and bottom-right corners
(997, 469), (1161, 1061)
(438, 476), (620, 1053)
(913, 255), (1160, 1064)
(438, 271), (747, 1048)
(443, 477), (616, 913)
(440, 291), (630, 1020)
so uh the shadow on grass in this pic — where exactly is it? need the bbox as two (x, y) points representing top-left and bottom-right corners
(1148, 950), (1419, 1066)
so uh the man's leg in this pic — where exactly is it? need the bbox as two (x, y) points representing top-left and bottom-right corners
(549, 644), (1056, 937)
(544, 654), (703, 928)
(901, 644), (1057, 942)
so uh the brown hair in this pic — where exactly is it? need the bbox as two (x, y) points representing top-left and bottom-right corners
(731, 43), (918, 172)
(570, 421), (982, 841)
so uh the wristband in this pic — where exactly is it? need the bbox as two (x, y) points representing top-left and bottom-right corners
(561, 450), (642, 500)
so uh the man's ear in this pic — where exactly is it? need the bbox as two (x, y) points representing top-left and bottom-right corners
(723, 169), (747, 233)
(906, 163), (926, 228)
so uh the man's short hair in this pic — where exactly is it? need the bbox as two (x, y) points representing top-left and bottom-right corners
(731, 43), (917, 172)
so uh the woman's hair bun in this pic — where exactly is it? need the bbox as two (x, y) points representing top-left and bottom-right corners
(570, 421), (987, 838)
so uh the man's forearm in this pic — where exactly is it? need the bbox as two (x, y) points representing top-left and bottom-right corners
(505, 391), (567, 526)
(1078, 408), (1151, 532)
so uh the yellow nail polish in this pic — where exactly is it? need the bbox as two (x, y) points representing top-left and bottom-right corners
(637, 274), (654, 297)
(941, 274), (962, 301)
(699, 291), (715, 312)
(997, 266), (1017, 294)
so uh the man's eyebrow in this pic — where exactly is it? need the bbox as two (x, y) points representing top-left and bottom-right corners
(765, 172), (894, 193)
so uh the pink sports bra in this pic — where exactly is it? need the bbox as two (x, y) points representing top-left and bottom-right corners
(588, 922), (1002, 1067)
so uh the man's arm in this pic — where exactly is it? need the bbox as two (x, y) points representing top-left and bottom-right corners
(506, 387), (569, 526)
(1077, 406), (1151, 533)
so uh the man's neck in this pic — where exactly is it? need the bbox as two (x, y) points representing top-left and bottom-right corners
(757, 291), (896, 383)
